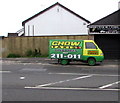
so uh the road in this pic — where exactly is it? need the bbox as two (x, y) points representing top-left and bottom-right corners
(1, 58), (120, 101)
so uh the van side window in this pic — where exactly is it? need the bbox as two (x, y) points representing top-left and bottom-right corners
(85, 42), (97, 49)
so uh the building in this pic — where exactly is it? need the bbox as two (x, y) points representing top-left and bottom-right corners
(8, 33), (18, 37)
(88, 6), (120, 59)
(22, 2), (90, 36)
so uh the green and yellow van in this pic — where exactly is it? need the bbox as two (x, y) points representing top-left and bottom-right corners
(49, 39), (104, 66)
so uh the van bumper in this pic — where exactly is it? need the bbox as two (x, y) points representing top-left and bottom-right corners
(96, 56), (104, 62)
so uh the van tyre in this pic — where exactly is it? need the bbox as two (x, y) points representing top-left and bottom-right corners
(88, 58), (96, 66)
(60, 59), (69, 65)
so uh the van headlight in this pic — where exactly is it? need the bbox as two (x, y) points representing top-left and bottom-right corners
(100, 53), (103, 55)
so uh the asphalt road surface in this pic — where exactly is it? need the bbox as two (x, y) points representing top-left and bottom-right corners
(1, 58), (120, 101)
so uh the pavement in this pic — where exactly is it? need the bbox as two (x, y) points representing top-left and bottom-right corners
(1, 57), (119, 67)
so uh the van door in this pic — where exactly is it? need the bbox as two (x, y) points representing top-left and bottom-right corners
(83, 41), (99, 56)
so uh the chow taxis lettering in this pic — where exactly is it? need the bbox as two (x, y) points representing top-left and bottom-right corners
(51, 41), (81, 49)
(52, 41), (80, 46)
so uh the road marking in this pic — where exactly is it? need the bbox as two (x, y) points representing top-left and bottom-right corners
(20, 68), (47, 72)
(99, 81), (120, 89)
(48, 72), (119, 77)
(36, 75), (92, 87)
(25, 86), (120, 91)
(20, 76), (25, 80)
(0, 71), (11, 73)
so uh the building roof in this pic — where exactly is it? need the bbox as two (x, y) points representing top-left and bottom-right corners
(89, 9), (120, 25)
(8, 33), (18, 37)
(22, 2), (90, 26)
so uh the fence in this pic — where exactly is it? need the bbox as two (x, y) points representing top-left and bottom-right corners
(0, 35), (94, 57)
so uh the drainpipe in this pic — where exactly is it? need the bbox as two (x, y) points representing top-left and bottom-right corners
(118, 1), (120, 9)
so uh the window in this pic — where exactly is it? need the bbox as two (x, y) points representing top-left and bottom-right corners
(85, 42), (97, 49)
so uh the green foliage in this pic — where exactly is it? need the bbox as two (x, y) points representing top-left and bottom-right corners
(39, 54), (49, 57)
(25, 49), (41, 57)
(25, 50), (33, 57)
(6, 49), (47, 58)
(7, 53), (21, 58)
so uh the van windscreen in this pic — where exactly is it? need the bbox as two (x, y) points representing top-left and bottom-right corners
(85, 42), (97, 49)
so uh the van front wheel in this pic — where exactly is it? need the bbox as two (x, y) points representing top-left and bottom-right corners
(88, 58), (96, 66)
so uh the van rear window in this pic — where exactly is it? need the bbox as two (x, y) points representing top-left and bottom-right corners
(85, 42), (97, 49)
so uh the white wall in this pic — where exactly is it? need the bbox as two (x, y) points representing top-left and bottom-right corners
(24, 5), (89, 36)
